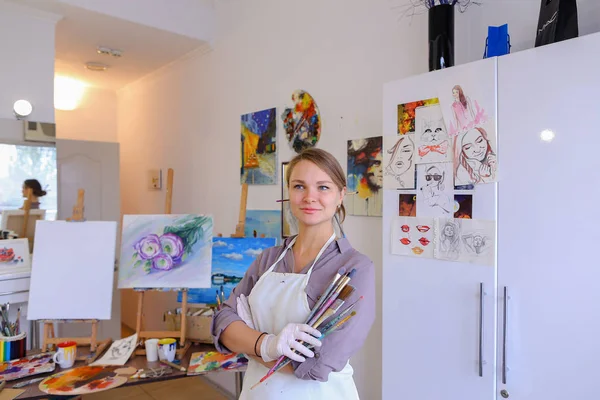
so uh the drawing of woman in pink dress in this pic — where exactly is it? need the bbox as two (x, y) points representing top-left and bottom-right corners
(449, 85), (487, 136)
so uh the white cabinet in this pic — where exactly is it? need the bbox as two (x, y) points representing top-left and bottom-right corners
(382, 33), (600, 400)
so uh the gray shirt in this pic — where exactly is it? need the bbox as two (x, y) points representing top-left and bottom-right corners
(211, 236), (375, 382)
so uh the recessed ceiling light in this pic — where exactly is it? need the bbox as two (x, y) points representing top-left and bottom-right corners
(97, 46), (123, 57)
(84, 62), (108, 72)
(540, 129), (555, 142)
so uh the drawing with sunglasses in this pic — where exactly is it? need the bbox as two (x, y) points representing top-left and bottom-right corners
(418, 164), (452, 216)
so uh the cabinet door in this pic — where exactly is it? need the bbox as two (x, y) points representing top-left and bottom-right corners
(497, 33), (600, 399)
(55, 139), (121, 341)
(382, 58), (497, 400)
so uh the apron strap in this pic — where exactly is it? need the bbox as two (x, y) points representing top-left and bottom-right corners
(265, 236), (297, 274)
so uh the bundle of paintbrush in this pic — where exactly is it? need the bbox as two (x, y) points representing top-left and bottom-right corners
(252, 268), (360, 389)
(0, 303), (19, 337)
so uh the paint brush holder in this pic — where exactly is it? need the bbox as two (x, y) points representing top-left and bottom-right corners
(0, 332), (26, 361)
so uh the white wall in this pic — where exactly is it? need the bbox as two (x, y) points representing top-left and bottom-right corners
(0, 1), (58, 124)
(55, 87), (118, 142)
(117, 0), (600, 398)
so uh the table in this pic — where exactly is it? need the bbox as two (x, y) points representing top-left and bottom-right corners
(6, 344), (245, 399)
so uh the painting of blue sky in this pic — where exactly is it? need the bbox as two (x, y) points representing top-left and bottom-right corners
(180, 237), (276, 304)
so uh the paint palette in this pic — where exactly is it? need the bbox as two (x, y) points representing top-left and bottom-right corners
(39, 365), (134, 395)
(0, 352), (55, 381)
(187, 351), (248, 376)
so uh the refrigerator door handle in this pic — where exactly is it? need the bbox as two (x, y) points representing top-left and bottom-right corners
(502, 286), (509, 384)
(479, 282), (484, 377)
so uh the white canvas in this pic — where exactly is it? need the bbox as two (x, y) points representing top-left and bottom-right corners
(383, 134), (416, 190)
(28, 221), (117, 320)
(390, 216), (434, 258)
(416, 163), (454, 218)
(415, 105), (452, 164)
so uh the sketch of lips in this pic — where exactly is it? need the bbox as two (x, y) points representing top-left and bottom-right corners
(400, 238), (411, 245)
(411, 247), (424, 255)
(418, 237), (430, 246)
(416, 225), (430, 233)
(401, 225), (410, 232)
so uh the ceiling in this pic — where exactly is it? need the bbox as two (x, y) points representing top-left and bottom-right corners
(9, 0), (211, 90)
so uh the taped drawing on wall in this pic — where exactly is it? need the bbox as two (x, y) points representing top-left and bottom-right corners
(347, 137), (383, 217)
(397, 98), (439, 135)
(434, 218), (495, 266)
(415, 104), (452, 164)
(383, 134), (416, 190)
(453, 126), (497, 185)
(435, 218), (462, 261)
(391, 216), (434, 258)
(416, 163), (454, 218)
(442, 84), (488, 137)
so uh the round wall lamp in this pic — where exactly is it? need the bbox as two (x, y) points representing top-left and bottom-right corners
(13, 99), (33, 119)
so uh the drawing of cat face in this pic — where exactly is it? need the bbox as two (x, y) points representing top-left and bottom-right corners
(461, 128), (488, 162)
(421, 118), (447, 144)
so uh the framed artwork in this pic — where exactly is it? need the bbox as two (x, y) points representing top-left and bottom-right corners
(244, 210), (281, 244)
(281, 90), (321, 153)
(241, 107), (277, 185)
(346, 137), (383, 217)
(118, 214), (213, 289)
(0, 238), (30, 271)
(281, 162), (298, 238)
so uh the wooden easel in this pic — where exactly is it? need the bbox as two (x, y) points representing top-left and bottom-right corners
(41, 189), (112, 363)
(133, 168), (191, 359)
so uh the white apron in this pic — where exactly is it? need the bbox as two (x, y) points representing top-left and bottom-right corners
(240, 234), (359, 400)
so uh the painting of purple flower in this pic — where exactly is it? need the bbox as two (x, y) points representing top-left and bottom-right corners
(134, 234), (161, 260)
(159, 233), (184, 263)
(152, 254), (174, 271)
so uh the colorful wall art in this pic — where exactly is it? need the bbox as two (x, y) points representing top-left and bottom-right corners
(281, 162), (298, 238)
(118, 215), (213, 289)
(187, 351), (248, 376)
(244, 210), (281, 243)
(391, 216), (434, 258)
(281, 90), (321, 153)
(241, 108), (277, 185)
(383, 134), (416, 190)
(182, 237), (276, 304)
(347, 137), (383, 217)
(397, 98), (439, 135)
(0, 238), (30, 271)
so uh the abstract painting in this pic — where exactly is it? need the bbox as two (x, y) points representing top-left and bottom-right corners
(416, 163), (454, 218)
(0, 353), (55, 381)
(397, 98), (439, 135)
(187, 351), (248, 376)
(391, 216), (434, 258)
(347, 137), (383, 217)
(118, 215), (213, 289)
(399, 194), (417, 217)
(244, 210), (281, 243)
(415, 104), (452, 164)
(383, 134), (416, 190)
(241, 107), (277, 185)
(434, 218), (495, 266)
(0, 238), (30, 271)
(39, 365), (133, 396)
(182, 237), (275, 304)
(281, 90), (321, 153)
(281, 162), (298, 238)
(454, 194), (473, 219)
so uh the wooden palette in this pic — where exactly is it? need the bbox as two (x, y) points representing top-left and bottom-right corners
(38, 365), (135, 395)
(0, 353), (55, 381)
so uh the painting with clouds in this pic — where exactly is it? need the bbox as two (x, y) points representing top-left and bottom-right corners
(180, 237), (276, 304)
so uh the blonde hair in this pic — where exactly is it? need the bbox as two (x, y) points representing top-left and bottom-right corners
(285, 148), (347, 223)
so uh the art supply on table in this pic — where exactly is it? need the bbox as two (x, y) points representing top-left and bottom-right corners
(131, 366), (173, 379)
(0, 332), (27, 362)
(91, 334), (137, 366)
(38, 365), (135, 396)
(11, 376), (45, 388)
(52, 341), (77, 369)
(160, 359), (186, 372)
(144, 338), (159, 362)
(0, 353), (54, 382)
(157, 338), (177, 362)
(187, 351), (248, 376)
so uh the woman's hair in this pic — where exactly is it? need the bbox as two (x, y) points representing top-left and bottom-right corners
(24, 179), (47, 197)
(453, 85), (467, 109)
(285, 148), (347, 223)
(385, 135), (414, 175)
(454, 127), (495, 183)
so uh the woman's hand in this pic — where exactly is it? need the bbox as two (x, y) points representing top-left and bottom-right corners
(260, 323), (322, 363)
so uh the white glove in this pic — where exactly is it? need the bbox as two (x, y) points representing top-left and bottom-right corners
(260, 323), (322, 363)
(236, 294), (255, 330)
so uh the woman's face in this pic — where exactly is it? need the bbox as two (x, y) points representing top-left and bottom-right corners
(21, 184), (27, 197)
(443, 224), (455, 237)
(390, 137), (414, 176)
(424, 166), (443, 188)
(461, 129), (488, 162)
(367, 152), (383, 189)
(452, 88), (459, 99)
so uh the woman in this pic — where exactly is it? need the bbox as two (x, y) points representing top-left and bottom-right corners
(211, 148), (375, 399)
(419, 165), (452, 215)
(454, 127), (497, 185)
(449, 85), (486, 136)
(21, 179), (47, 209)
(384, 135), (415, 188)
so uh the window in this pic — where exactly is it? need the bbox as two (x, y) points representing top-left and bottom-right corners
(0, 143), (57, 225)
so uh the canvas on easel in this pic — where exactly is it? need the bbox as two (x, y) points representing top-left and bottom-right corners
(27, 189), (115, 362)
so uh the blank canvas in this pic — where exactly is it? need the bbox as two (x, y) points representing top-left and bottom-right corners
(27, 221), (117, 320)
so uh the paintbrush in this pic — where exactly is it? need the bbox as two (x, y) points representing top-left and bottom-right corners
(251, 311), (358, 390)
(320, 296), (363, 333)
(215, 290), (221, 309)
(305, 267), (346, 323)
(310, 285), (355, 329)
(307, 269), (356, 327)
(12, 376), (45, 388)
(161, 359), (187, 372)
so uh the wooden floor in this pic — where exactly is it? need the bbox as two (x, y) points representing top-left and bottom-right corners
(80, 325), (230, 400)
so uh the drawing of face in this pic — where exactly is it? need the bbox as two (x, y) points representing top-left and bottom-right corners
(388, 136), (414, 176)
(367, 151), (383, 189)
(424, 166), (444, 189)
(443, 223), (455, 238)
(473, 234), (485, 253)
(461, 128), (488, 162)
(452, 88), (460, 100)
(421, 118), (447, 144)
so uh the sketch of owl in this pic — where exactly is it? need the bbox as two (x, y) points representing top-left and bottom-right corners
(420, 118), (448, 144)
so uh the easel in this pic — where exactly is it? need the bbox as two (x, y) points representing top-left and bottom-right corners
(133, 168), (191, 359)
(21, 188), (32, 239)
(40, 189), (112, 363)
